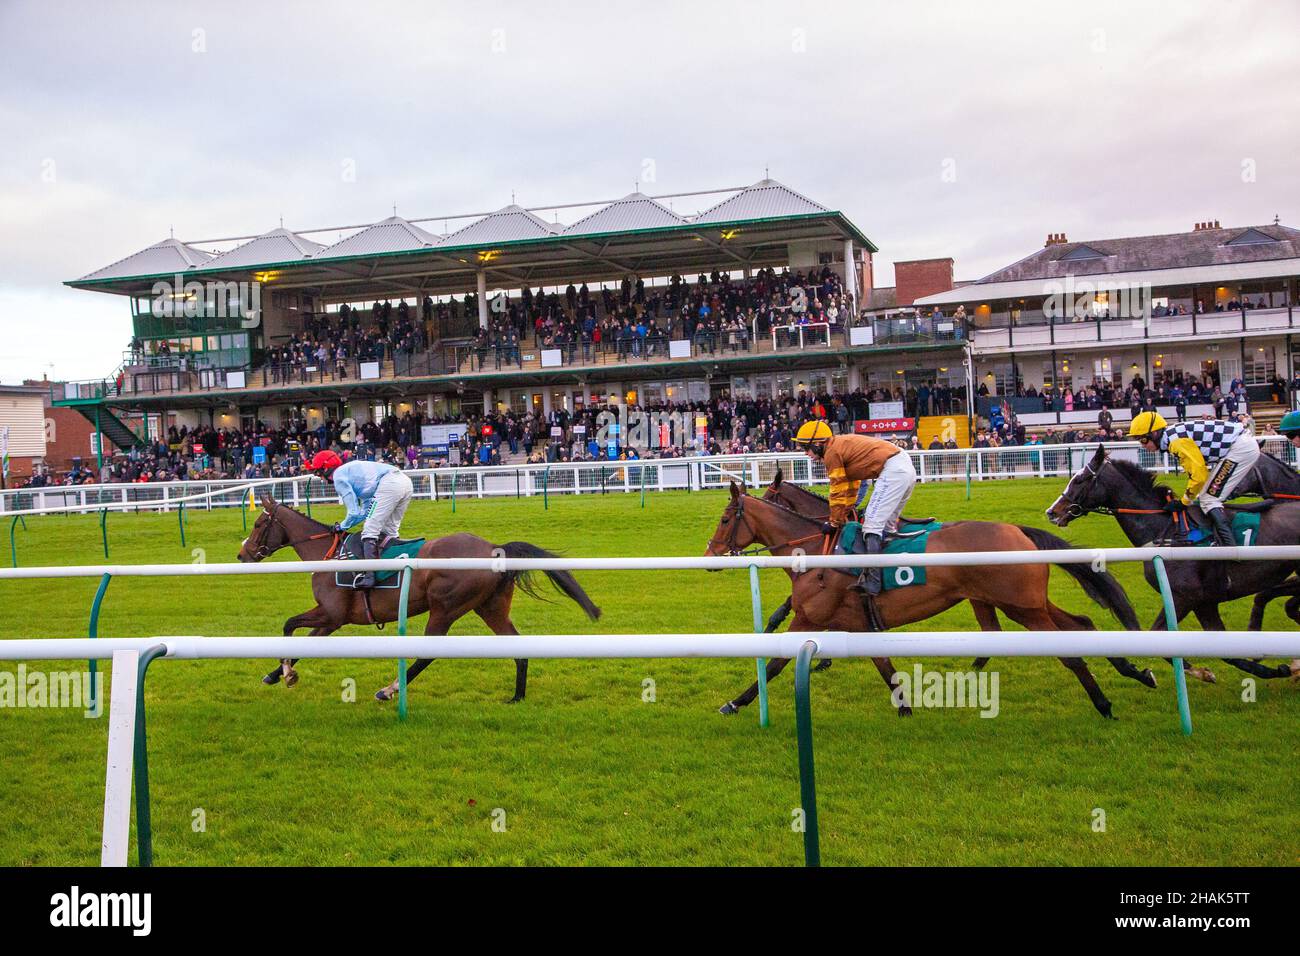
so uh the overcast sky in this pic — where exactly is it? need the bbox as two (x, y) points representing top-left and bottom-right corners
(1, 0), (1297, 383)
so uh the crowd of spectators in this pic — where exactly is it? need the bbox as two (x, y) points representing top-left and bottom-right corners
(465, 266), (854, 369)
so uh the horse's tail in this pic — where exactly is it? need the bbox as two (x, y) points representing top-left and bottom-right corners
(1015, 525), (1140, 630)
(496, 541), (602, 621)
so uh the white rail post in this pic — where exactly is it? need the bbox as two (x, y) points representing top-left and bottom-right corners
(101, 648), (140, 867)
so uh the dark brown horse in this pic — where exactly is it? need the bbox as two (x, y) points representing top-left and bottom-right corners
(707, 482), (1141, 718)
(237, 493), (601, 701)
(761, 470), (1157, 688)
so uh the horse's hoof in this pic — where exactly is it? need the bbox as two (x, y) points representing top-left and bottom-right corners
(1098, 702), (1116, 720)
(283, 671), (298, 688)
(262, 673), (281, 686)
(506, 695), (524, 704)
(718, 701), (739, 716)
(897, 705), (913, 717)
(1138, 669), (1158, 689)
(1189, 668), (1217, 684)
(813, 659), (832, 672)
(374, 687), (394, 702)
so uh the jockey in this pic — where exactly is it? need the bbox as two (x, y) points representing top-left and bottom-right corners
(303, 450), (415, 588)
(793, 419), (918, 595)
(1128, 411), (1259, 547)
(1279, 410), (1300, 450)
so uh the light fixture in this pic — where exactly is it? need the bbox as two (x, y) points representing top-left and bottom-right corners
(477, 250), (501, 263)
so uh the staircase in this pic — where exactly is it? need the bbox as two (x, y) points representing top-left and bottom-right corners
(1250, 400), (1289, 433)
(69, 403), (146, 450)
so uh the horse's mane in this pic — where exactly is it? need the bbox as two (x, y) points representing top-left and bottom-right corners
(740, 487), (821, 525)
(1105, 457), (1162, 496)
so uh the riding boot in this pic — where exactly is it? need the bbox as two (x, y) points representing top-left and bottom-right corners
(354, 536), (380, 588)
(854, 532), (884, 595)
(1206, 508), (1235, 548)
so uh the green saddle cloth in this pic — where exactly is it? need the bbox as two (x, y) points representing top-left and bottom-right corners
(1189, 511), (1261, 548)
(836, 519), (941, 589)
(335, 536), (425, 587)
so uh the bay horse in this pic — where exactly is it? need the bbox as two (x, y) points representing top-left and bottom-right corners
(761, 470), (1157, 688)
(707, 482), (1141, 718)
(1045, 445), (1299, 680)
(236, 493), (601, 701)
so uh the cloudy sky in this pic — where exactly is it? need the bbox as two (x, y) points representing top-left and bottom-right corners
(1, 0), (1296, 383)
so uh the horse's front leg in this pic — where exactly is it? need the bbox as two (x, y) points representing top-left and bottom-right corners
(264, 607), (336, 687)
(719, 657), (792, 715)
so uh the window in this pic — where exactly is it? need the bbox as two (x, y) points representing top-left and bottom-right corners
(1246, 347), (1275, 385)
(730, 375), (752, 400)
(831, 369), (849, 395)
(1224, 228), (1277, 246)
(1059, 245), (1107, 261)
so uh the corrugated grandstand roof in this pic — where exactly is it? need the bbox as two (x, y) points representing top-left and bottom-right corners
(562, 192), (684, 236)
(312, 216), (442, 260)
(693, 179), (828, 223)
(443, 204), (560, 246)
(67, 179), (876, 296)
(202, 227), (324, 269)
(76, 237), (213, 282)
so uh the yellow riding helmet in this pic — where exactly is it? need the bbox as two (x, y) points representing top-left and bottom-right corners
(794, 420), (834, 446)
(1128, 411), (1168, 440)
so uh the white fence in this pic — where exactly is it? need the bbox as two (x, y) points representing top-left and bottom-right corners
(6, 439), (1295, 517)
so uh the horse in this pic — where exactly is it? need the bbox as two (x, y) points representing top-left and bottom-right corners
(707, 481), (1142, 718)
(1045, 444), (1299, 681)
(1235, 447), (1300, 636)
(761, 469), (1157, 688)
(236, 493), (601, 700)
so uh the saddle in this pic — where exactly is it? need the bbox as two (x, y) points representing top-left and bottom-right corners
(832, 518), (941, 588)
(335, 532), (426, 589)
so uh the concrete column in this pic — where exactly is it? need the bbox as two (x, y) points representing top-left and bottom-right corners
(482, 387), (494, 412)
(847, 364), (862, 391)
(476, 270), (488, 330)
(843, 239), (857, 310)
(542, 389), (553, 417)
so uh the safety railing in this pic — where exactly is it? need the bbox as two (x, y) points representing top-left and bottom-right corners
(8, 439), (1295, 520)
(2, 547), (1298, 868)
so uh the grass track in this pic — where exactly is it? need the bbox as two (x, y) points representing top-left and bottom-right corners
(0, 478), (1297, 866)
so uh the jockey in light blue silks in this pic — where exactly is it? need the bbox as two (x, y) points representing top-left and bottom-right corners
(304, 450), (414, 588)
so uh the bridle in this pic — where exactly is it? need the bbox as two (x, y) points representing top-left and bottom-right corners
(1056, 455), (1181, 521)
(249, 501), (341, 560)
(717, 490), (827, 557)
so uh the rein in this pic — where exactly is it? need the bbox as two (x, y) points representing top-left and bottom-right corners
(254, 502), (341, 560)
(721, 493), (830, 557)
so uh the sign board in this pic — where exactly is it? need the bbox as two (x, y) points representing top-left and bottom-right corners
(869, 401), (905, 419)
(574, 425), (587, 435)
(252, 445), (267, 464)
(936, 322), (954, 333)
(669, 339), (692, 359)
(854, 418), (916, 434)
(359, 361), (381, 380)
(420, 423), (468, 453)
(849, 325), (874, 346)
(541, 349), (563, 368)
(550, 426), (562, 437)
(226, 370), (246, 389)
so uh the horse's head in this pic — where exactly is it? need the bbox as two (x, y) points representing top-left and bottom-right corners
(237, 493), (291, 562)
(705, 481), (759, 559)
(1046, 444), (1109, 527)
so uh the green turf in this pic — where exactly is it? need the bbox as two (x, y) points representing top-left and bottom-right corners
(1, 478), (1297, 866)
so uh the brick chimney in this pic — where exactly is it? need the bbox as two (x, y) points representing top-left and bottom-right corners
(894, 258), (954, 307)
(1193, 220), (1222, 231)
(1044, 232), (1068, 247)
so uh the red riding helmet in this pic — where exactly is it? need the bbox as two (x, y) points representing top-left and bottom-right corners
(304, 450), (343, 474)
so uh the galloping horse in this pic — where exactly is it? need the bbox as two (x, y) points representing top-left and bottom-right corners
(707, 482), (1142, 718)
(761, 470), (1157, 688)
(1045, 445), (1299, 680)
(237, 493), (601, 700)
(1236, 448), (1300, 633)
